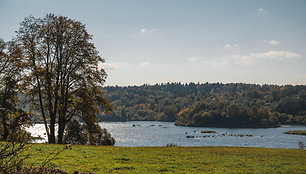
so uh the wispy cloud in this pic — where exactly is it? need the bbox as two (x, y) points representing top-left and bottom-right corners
(202, 60), (229, 67)
(251, 50), (300, 59)
(140, 28), (157, 34)
(236, 55), (253, 64)
(224, 43), (239, 48)
(100, 63), (120, 70)
(140, 28), (147, 33)
(139, 61), (150, 67)
(258, 8), (264, 12)
(233, 50), (300, 64)
(187, 57), (198, 63)
(257, 8), (267, 15)
(265, 40), (280, 45)
(202, 50), (300, 66)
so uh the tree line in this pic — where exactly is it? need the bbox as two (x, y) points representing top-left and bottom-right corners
(102, 83), (305, 127)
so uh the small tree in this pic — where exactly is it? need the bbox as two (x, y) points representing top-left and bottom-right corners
(63, 119), (87, 145)
(63, 119), (115, 146)
(0, 39), (31, 140)
(87, 123), (115, 146)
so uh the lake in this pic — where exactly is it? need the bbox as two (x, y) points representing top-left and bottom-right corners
(26, 121), (306, 149)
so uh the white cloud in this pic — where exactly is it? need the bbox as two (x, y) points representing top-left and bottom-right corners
(240, 56), (253, 64)
(202, 50), (300, 67)
(188, 57), (198, 63)
(251, 50), (300, 59)
(202, 60), (229, 67)
(224, 44), (230, 48)
(257, 8), (267, 15)
(139, 61), (150, 67)
(224, 43), (239, 48)
(232, 50), (300, 65)
(140, 28), (157, 34)
(100, 63), (120, 70)
(140, 28), (147, 33)
(265, 40), (280, 45)
(229, 54), (254, 65)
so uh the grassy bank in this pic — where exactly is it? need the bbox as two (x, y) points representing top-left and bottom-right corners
(25, 144), (305, 173)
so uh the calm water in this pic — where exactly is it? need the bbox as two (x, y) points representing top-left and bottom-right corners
(27, 121), (306, 149)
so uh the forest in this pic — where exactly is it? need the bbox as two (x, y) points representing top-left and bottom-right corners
(101, 83), (306, 128)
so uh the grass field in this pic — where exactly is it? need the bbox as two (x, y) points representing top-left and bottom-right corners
(25, 144), (305, 174)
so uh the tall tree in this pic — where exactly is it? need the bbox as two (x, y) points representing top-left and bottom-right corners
(15, 14), (112, 144)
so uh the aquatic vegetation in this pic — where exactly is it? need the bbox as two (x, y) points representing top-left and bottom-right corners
(284, 130), (306, 135)
(200, 130), (216, 133)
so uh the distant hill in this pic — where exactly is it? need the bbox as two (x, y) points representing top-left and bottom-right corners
(101, 83), (306, 127)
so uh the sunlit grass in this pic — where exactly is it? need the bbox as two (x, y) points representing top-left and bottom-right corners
(25, 144), (306, 173)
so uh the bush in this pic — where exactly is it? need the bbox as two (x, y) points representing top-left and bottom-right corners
(21, 166), (68, 174)
(63, 119), (88, 145)
(166, 143), (178, 147)
(298, 141), (304, 149)
(87, 124), (115, 146)
(0, 133), (29, 173)
(63, 119), (115, 146)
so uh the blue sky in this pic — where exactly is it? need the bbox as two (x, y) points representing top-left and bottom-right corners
(1, 0), (306, 86)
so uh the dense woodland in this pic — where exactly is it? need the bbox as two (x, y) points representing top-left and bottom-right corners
(101, 83), (306, 128)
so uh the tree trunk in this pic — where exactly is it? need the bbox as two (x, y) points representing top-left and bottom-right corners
(57, 116), (66, 144)
(49, 117), (56, 144)
(2, 115), (9, 140)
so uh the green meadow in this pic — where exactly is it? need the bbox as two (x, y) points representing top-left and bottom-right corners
(26, 144), (306, 174)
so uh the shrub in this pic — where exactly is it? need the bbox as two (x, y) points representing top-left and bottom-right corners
(63, 119), (88, 145)
(298, 141), (304, 149)
(201, 130), (216, 133)
(0, 133), (29, 173)
(87, 124), (115, 146)
(63, 119), (115, 146)
(166, 143), (178, 147)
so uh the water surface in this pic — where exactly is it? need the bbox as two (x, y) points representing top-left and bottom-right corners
(100, 121), (306, 149)
(27, 121), (306, 149)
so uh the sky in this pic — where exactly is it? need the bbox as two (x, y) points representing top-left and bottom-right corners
(1, 0), (306, 86)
